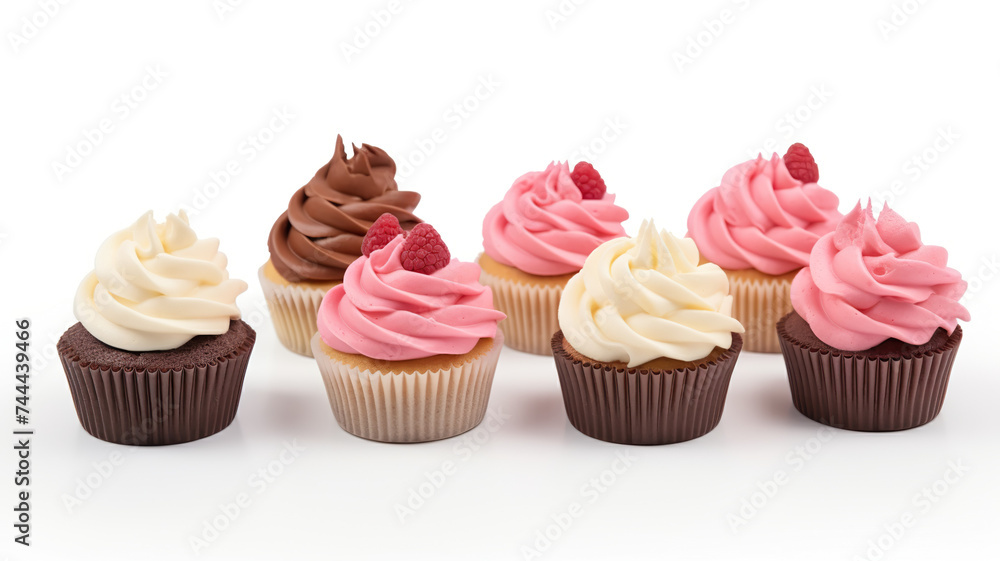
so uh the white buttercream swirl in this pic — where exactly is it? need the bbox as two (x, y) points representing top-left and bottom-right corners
(74, 211), (247, 351)
(558, 219), (744, 366)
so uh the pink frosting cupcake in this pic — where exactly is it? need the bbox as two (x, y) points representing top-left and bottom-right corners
(311, 215), (506, 443)
(687, 144), (842, 352)
(777, 201), (970, 431)
(479, 161), (629, 354)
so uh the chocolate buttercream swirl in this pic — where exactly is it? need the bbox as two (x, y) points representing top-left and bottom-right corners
(268, 135), (421, 282)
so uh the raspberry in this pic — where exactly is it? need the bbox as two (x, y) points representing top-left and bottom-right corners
(361, 213), (404, 257)
(570, 162), (606, 199)
(783, 143), (819, 183)
(400, 223), (450, 274)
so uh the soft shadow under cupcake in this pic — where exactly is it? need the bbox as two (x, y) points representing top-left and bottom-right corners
(241, 385), (335, 439)
(747, 378), (816, 428)
(500, 388), (568, 439)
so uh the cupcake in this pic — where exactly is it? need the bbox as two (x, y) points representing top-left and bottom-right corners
(58, 211), (254, 445)
(479, 161), (628, 355)
(311, 215), (506, 443)
(687, 144), (841, 353)
(778, 202), (969, 431)
(261, 135), (421, 356)
(553, 219), (745, 445)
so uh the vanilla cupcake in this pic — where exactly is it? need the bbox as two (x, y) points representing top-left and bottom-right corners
(261, 135), (421, 356)
(778, 202), (970, 431)
(312, 215), (505, 443)
(480, 161), (628, 355)
(687, 144), (840, 353)
(553, 220), (744, 445)
(58, 211), (254, 445)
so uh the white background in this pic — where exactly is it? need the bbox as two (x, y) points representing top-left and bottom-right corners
(2, 1), (999, 559)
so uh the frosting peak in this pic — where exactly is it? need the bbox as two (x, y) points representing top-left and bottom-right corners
(791, 201), (970, 350)
(482, 162), (628, 276)
(74, 211), (247, 352)
(687, 153), (842, 275)
(558, 220), (744, 366)
(317, 236), (505, 361)
(323, 135), (398, 199)
(268, 135), (421, 283)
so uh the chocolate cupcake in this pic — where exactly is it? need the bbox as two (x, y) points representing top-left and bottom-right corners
(59, 211), (254, 445)
(687, 144), (841, 353)
(479, 161), (629, 355)
(261, 135), (421, 356)
(778, 202), (970, 431)
(553, 219), (744, 445)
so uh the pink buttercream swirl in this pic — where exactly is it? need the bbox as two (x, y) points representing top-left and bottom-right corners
(791, 201), (970, 351)
(482, 162), (628, 276)
(687, 154), (841, 275)
(317, 236), (505, 361)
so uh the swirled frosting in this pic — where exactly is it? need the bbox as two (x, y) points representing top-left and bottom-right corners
(558, 220), (744, 366)
(687, 154), (841, 275)
(74, 211), (247, 352)
(791, 202), (970, 351)
(317, 236), (506, 361)
(482, 162), (628, 276)
(268, 135), (421, 283)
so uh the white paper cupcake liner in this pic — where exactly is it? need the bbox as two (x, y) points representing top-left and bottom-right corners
(726, 269), (795, 353)
(311, 331), (504, 443)
(479, 267), (563, 356)
(258, 265), (329, 357)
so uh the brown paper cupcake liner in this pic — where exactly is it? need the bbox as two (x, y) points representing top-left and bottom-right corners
(551, 331), (743, 445)
(726, 269), (795, 354)
(777, 314), (962, 431)
(58, 327), (256, 446)
(259, 265), (328, 357)
(311, 331), (504, 443)
(479, 268), (562, 356)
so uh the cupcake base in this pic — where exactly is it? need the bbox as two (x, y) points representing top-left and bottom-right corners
(478, 253), (573, 356)
(551, 331), (743, 445)
(777, 312), (962, 432)
(57, 320), (256, 446)
(311, 331), (504, 443)
(259, 260), (338, 357)
(724, 267), (797, 354)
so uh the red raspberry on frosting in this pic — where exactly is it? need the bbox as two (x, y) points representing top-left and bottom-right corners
(401, 223), (451, 274)
(570, 162), (606, 200)
(783, 143), (819, 183)
(361, 213), (404, 257)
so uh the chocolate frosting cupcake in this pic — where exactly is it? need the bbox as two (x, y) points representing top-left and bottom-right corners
(268, 135), (421, 282)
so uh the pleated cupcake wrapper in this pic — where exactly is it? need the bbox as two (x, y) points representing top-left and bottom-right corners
(311, 331), (504, 443)
(478, 268), (563, 356)
(777, 319), (962, 432)
(551, 332), (743, 445)
(726, 270), (794, 354)
(258, 265), (329, 357)
(59, 333), (255, 446)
